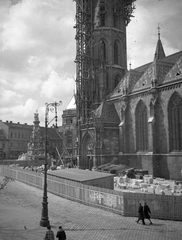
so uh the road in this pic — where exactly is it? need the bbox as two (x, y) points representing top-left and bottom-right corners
(0, 176), (182, 240)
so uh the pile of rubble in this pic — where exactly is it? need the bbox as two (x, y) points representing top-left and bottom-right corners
(115, 175), (182, 196)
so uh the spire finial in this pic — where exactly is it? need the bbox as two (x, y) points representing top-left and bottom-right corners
(129, 62), (131, 70)
(157, 23), (160, 39)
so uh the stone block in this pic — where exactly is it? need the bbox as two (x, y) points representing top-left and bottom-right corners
(164, 189), (173, 195)
(147, 186), (155, 194)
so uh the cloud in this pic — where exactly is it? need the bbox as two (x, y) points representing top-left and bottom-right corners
(0, 98), (38, 124)
(41, 70), (75, 103)
(11, 98), (38, 118)
(0, 86), (23, 107)
(0, 0), (182, 126)
(0, 0), (76, 125)
(127, 0), (182, 68)
(13, 78), (42, 92)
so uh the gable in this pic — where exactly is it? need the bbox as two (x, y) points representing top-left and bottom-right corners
(163, 55), (182, 83)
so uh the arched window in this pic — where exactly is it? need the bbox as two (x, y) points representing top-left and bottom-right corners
(168, 93), (182, 151)
(114, 75), (120, 88)
(100, 40), (106, 61)
(106, 74), (109, 90)
(114, 41), (119, 65)
(135, 101), (148, 151)
(100, 1), (106, 27)
(113, 2), (120, 28)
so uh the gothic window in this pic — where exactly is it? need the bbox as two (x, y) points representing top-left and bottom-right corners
(100, 40), (106, 61)
(106, 74), (109, 90)
(100, 1), (106, 27)
(65, 129), (73, 146)
(168, 93), (182, 151)
(114, 75), (120, 88)
(113, 2), (120, 28)
(121, 108), (124, 121)
(114, 41), (119, 65)
(135, 101), (148, 151)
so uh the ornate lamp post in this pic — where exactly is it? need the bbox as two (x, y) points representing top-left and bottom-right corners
(40, 101), (62, 227)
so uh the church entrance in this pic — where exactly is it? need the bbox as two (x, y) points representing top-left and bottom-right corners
(81, 133), (94, 170)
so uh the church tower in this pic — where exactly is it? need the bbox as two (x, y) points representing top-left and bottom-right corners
(93, 0), (128, 104)
(74, 0), (135, 169)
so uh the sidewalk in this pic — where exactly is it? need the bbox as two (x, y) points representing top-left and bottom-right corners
(0, 176), (182, 240)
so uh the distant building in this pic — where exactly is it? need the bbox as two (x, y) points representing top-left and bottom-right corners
(0, 120), (32, 159)
(0, 128), (9, 160)
(61, 96), (77, 165)
(0, 113), (63, 160)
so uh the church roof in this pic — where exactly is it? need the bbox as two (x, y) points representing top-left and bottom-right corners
(108, 35), (182, 100)
(95, 101), (119, 123)
(108, 69), (143, 100)
(163, 55), (182, 84)
(154, 38), (166, 61)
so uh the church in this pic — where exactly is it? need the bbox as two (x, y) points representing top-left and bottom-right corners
(73, 0), (182, 180)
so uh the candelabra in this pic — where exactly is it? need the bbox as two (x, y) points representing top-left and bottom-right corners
(40, 101), (62, 227)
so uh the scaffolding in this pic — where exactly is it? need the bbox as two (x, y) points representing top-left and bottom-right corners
(73, 0), (136, 124)
(73, 0), (94, 124)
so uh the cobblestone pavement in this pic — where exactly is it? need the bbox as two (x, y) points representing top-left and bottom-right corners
(0, 176), (182, 240)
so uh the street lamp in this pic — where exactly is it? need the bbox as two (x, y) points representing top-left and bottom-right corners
(40, 101), (62, 227)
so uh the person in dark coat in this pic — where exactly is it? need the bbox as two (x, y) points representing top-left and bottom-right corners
(144, 202), (153, 225)
(56, 226), (66, 240)
(136, 203), (145, 225)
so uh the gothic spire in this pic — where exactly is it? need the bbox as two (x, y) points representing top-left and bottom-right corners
(154, 24), (166, 61)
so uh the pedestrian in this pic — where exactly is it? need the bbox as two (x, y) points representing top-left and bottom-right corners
(136, 203), (145, 225)
(44, 225), (55, 240)
(56, 226), (66, 240)
(144, 202), (153, 225)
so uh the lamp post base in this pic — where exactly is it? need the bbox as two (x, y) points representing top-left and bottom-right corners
(40, 218), (50, 227)
(40, 196), (49, 227)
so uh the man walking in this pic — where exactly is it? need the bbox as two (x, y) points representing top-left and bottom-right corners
(144, 202), (153, 225)
(56, 226), (66, 240)
(44, 225), (55, 240)
(136, 203), (145, 225)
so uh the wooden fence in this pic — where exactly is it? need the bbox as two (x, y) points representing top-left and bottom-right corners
(1, 165), (182, 221)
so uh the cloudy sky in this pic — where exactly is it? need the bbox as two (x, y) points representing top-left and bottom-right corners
(0, 0), (182, 126)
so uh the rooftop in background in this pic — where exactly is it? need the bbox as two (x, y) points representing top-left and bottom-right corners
(48, 168), (114, 182)
(0, 120), (32, 128)
(66, 96), (76, 110)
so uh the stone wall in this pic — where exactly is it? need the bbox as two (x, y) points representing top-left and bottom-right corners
(118, 153), (182, 181)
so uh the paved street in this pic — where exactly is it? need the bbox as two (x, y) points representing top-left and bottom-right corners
(0, 176), (182, 240)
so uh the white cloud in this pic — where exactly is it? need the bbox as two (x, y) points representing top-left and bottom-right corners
(127, 0), (182, 68)
(41, 70), (75, 102)
(13, 78), (42, 92)
(0, 98), (38, 124)
(0, 0), (182, 126)
(11, 98), (38, 118)
(0, 87), (23, 107)
(0, 0), (76, 125)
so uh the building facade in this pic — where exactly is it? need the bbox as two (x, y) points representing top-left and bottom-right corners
(0, 120), (32, 159)
(61, 97), (77, 165)
(0, 113), (63, 161)
(74, 0), (135, 170)
(74, 0), (182, 180)
(107, 35), (182, 180)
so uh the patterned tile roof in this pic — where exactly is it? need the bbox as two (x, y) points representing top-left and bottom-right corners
(95, 102), (119, 123)
(108, 50), (182, 99)
(109, 70), (143, 99)
(163, 55), (182, 83)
